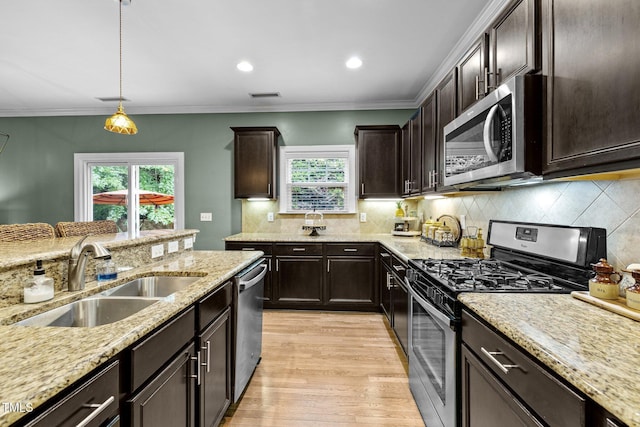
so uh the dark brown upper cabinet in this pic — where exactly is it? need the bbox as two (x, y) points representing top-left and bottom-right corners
(232, 127), (280, 199)
(421, 93), (438, 194)
(489, 0), (538, 88)
(541, 0), (640, 178)
(435, 71), (458, 193)
(457, 34), (489, 114)
(355, 125), (401, 198)
(401, 111), (422, 197)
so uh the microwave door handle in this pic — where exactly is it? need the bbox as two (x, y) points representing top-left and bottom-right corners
(482, 104), (500, 162)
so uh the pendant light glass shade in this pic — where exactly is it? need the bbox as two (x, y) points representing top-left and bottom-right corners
(104, 103), (138, 135)
(105, 0), (138, 135)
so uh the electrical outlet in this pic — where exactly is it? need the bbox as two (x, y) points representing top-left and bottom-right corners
(267, 212), (274, 222)
(168, 240), (179, 253)
(151, 244), (164, 258)
(200, 212), (212, 222)
(360, 212), (367, 222)
(184, 237), (193, 249)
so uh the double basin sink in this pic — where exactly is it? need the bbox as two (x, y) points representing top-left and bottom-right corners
(16, 276), (201, 328)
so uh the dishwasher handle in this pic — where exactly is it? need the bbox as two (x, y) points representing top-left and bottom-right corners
(238, 263), (268, 291)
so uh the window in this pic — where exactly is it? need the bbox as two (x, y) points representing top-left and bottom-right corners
(74, 153), (184, 233)
(279, 145), (356, 214)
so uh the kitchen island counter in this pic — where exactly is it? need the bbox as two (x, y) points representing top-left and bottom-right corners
(459, 293), (640, 427)
(0, 249), (262, 426)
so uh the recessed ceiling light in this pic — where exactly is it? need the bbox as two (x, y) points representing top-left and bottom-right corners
(346, 56), (363, 69)
(237, 61), (254, 72)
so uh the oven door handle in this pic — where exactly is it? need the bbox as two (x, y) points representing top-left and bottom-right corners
(405, 277), (457, 330)
(482, 104), (500, 162)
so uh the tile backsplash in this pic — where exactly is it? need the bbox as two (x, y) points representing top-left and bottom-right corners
(241, 178), (640, 271)
(418, 179), (640, 271)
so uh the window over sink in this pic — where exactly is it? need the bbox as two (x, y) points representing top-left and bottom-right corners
(279, 145), (356, 214)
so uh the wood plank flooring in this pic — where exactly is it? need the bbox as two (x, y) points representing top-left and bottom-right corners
(221, 310), (425, 427)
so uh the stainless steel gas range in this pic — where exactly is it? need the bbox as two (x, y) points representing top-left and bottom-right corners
(405, 220), (607, 427)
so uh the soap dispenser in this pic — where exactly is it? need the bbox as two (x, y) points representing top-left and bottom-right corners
(24, 260), (54, 303)
(96, 255), (117, 281)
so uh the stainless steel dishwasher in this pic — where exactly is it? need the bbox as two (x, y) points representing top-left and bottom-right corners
(232, 260), (268, 403)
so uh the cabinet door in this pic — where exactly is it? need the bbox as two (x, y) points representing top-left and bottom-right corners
(355, 125), (401, 198)
(458, 34), (489, 113)
(380, 264), (393, 323)
(232, 127), (280, 199)
(435, 71), (457, 193)
(273, 256), (324, 306)
(542, 0), (640, 177)
(461, 345), (543, 427)
(421, 93), (437, 193)
(392, 277), (409, 356)
(128, 346), (196, 427)
(199, 309), (231, 427)
(490, 0), (537, 87)
(400, 113), (422, 197)
(326, 257), (376, 310)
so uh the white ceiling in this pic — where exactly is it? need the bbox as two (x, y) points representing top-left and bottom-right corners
(0, 0), (507, 117)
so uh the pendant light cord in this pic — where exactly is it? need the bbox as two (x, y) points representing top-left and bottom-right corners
(119, 0), (123, 105)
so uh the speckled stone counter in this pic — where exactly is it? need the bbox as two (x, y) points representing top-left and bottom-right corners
(224, 232), (465, 261)
(0, 250), (262, 426)
(459, 293), (640, 427)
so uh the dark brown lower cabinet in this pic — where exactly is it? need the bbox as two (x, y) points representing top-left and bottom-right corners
(274, 256), (324, 305)
(198, 309), (231, 427)
(461, 345), (542, 427)
(128, 346), (196, 427)
(326, 256), (376, 310)
(391, 275), (409, 356)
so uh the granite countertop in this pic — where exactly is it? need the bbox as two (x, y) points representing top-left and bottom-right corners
(0, 250), (262, 426)
(459, 293), (640, 427)
(224, 232), (464, 261)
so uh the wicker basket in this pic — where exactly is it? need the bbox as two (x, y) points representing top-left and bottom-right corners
(0, 222), (56, 242)
(55, 220), (119, 237)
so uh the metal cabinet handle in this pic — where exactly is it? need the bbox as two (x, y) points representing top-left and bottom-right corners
(380, 253), (390, 258)
(327, 259), (331, 273)
(190, 352), (201, 385)
(77, 395), (115, 427)
(241, 247), (255, 251)
(267, 183), (271, 195)
(268, 258), (272, 271)
(480, 347), (521, 374)
(475, 75), (480, 100)
(276, 259), (279, 271)
(361, 183), (365, 194)
(343, 248), (358, 252)
(292, 248), (306, 252)
(203, 340), (211, 373)
(393, 265), (406, 272)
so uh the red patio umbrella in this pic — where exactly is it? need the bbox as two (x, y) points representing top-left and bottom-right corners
(92, 189), (174, 206)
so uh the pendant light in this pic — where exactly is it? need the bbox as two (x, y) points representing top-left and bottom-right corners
(104, 0), (138, 135)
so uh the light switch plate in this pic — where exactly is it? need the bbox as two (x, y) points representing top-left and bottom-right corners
(360, 212), (367, 222)
(151, 244), (164, 258)
(168, 241), (179, 253)
(184, 237), (193, 249)
(267, 212), (274, 222)
(200, 212), (212, 222)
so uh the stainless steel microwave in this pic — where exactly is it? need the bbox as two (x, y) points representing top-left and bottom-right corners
(443, 75), (542, 188)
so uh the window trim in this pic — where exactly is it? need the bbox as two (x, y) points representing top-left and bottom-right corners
(73, 152), (185, 232)
(278, 145), (356, 214)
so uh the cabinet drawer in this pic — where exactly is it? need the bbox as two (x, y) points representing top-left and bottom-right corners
(379, 246), (393, 267)
(129, 307), (195, 391)
(198, 281), (232, 331)
(26, 360), (119, 427)
(274, 243), (323, 256)
(390, 255), (407, 280)
(326, 243), (375, 257)
(225, 241), (273, 255)
(462, 310), (586, 427)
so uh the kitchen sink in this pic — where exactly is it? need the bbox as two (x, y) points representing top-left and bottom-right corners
(15, 297), (160, 327)
(99, 276), (201, 298)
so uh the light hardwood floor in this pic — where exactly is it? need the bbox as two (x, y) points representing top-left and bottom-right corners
(221, 310), (425, 427)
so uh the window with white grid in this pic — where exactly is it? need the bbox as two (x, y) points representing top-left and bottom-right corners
(279, 145), (356, 214)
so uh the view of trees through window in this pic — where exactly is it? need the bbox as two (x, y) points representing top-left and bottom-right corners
(288, 158), (347, 212)
(91, 165), (175, 232)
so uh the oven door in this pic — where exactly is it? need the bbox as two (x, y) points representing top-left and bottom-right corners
(407, 279), (457, 427)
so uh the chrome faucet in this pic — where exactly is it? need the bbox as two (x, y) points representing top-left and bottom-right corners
(68, 235), (111, 291)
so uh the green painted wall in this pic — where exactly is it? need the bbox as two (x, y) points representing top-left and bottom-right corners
(0, 109), (413, 249)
